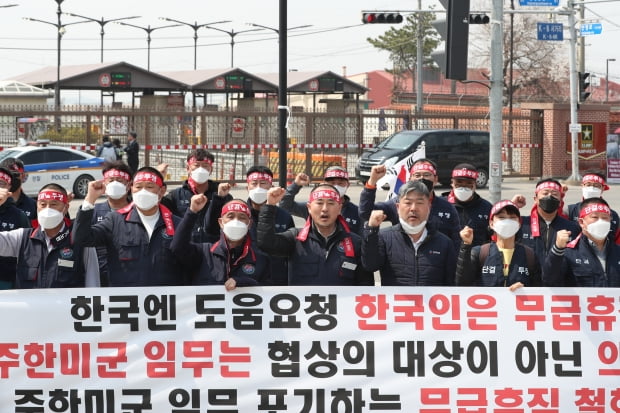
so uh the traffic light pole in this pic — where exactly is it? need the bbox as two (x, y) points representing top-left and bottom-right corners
(566, 1), (581, 183)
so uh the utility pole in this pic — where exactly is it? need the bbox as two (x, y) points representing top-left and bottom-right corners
(488, 0), (504, 203)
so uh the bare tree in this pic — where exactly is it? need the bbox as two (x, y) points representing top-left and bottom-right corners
(470, 13), (569, 103)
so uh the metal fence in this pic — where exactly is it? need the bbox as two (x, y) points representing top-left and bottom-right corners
(0, 105), (543, 184)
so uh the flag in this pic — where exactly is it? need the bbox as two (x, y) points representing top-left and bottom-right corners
(376, 142), (426, 200)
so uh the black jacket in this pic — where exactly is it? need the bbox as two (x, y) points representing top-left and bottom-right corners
(171, 209), (270, 286)
(161, 180), (232, 243)
(441, 191), (492, 246)
(72, 204), (190, 287)
(543, 235), (620, 287)
(362, 223), (456, 286)
(519, 214), (580, 262)
(456, 242), (541, 287)
(257, 204), (374, 286)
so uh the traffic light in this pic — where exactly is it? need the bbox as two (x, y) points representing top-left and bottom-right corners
(469, 13), (490, 24)
(361, 12), (404, 24)
(431, 0), (471, 80)
(578, 72), (591, 102)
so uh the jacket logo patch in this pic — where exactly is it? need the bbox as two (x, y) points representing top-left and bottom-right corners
(60, 248), (74, 259)
(337, 242), (345, 253)
(242, 264), (255, 274)
(428, 250), (441, 255)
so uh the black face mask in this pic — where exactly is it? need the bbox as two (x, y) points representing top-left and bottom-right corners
(418, 178), (435, 193)
(538, 196), (560, 213)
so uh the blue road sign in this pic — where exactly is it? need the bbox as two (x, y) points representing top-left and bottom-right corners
(580, 23), (603, 36)
(519, 0), (559, 6)
(537, 22), (563, 41)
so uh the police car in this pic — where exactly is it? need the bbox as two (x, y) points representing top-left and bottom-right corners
(0, 144), (104, 198)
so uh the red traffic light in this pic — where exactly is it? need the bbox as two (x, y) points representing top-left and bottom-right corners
(362, 12), (403, 24)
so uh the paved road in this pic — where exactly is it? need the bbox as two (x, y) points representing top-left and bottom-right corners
(68, 177), (620, 225)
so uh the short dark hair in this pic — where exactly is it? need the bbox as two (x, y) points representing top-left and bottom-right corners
(0, 166), (20, 192)
(102, 161), (133, 178)
(39, 183), (68, 195)
(187, 149), (214, 164)
(128, 132), (137, 139)
(0, 157), (25, 172)
(102, 135), (110, 142)
(582, 170), (606, 182)
(246, 165), (273, 178)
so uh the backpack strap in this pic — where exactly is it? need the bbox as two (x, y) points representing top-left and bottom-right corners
(478, 242), (491, 270)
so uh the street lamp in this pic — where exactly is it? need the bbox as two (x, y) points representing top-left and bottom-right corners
(158, 17), (231, 69)
(246, 22), (312, 35)
(22, 14), (90, 111)
(114, 22), (181, 70)
(202, 26), (263, 68)
(63, 12), (140, 63)
(606, 58), (616, 103)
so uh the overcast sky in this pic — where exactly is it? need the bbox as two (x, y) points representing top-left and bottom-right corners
(0, 0), (618, 82)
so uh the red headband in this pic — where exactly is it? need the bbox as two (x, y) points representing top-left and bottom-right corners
(104, 169), (131, 182)
(324, 169), (349, 180)
(0, 171), (11, 186)
(410, 163), (437, 176)
(133, 172), (163, 187)
(309, 189), (341, 204)
(221, 201), (251, 217)
(535, 181), (562, 193)
(489, 200), (519, 221)
(452, 168), (478, 180)
(38, 190), (68, 204)
(188, 157), (213, 167)
(246, 172), (273, 184)
(582, 174), (610, 191)
(579, 203), (611, 218)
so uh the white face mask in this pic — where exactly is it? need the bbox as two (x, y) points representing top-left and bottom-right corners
(454, 187), (474, 202)
(105, 181), (127, 200)
(492, 219), (520, 239)
(190, 167), (210, 184)
(132, 189), (159, 211)
(222, 219), (249, 241)
(582, 186), (602, 200)
(248, 187), (269, 205)
(37, 207), (65, 230)
(399, 218), (426, 235)
(587, 219), (611, 241)
(334, 185), (348, 197)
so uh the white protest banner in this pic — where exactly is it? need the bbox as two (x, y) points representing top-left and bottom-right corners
(0, 286), (618, 412)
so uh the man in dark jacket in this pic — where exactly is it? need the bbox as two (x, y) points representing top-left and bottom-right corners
(362, 180), (456, 286)
(0, 183), (99, 288)
(90, 161), (133, 287)
(519, 179), (579, 262)
(0, 167), (31, 289)
(280, 166), (361, 234)
(258, 184), (374, 286)
(73, 167), (190, 287)
(161, 149), (232, 243)
(123, 131), (140, 173)
(359, 159), (461, 249)
(441, 163), (492, 246)
(172, 197), (270, 288)
(544, 198), (620, 287)
(566, 172), (619, 236)
(0, 158), (37, 223)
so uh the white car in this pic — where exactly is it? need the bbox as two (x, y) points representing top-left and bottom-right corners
(0, 145), (105, 198)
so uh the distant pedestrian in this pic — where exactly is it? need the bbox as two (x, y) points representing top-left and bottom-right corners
(112, 138), (123, 161)
(123, 131), (140, 173)
(96, 135), (119, 164)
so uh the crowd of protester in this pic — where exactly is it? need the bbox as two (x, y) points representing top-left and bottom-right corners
(0, 148), (618, 290)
